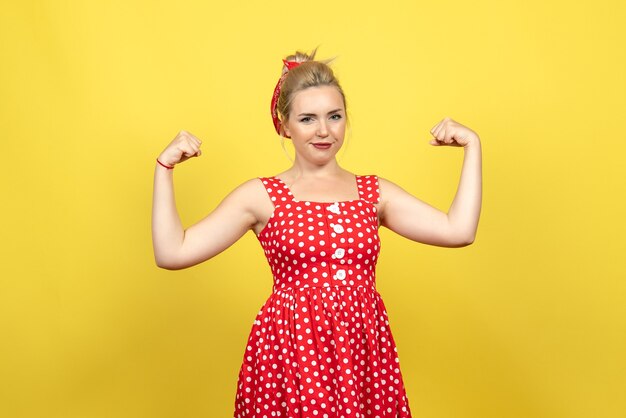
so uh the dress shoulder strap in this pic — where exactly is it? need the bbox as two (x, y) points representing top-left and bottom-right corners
(356, 175), (381, 204)
(258, 176), (294, 206)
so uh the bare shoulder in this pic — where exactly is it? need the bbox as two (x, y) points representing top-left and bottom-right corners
(231, 177), (268, 199)
(227, 177), (274, 235)
(226, 177), (272, 210)
(376, 175), (406, 203)
(375, 175), (427, 220)
(377, 175), (405, 188)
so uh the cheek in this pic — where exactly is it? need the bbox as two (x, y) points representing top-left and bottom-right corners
(333, 124), (346, 135)
(293, 124), (312, 134)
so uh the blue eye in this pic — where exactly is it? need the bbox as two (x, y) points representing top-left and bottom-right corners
(299, 114), (342, 123)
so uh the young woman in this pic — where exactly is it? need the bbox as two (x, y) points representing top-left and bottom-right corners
(152, 47), (482, 417)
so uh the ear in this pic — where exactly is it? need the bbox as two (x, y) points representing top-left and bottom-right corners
(282, 120), (292, 139)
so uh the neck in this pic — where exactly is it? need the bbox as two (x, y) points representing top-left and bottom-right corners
(289, 156), (345, 180)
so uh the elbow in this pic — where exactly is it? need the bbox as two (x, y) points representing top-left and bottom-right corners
(154, 255), (183, 270)
(446, 218), (477, 247)
(155, 253), (205, 270)
(448, 232), (475, 247)
(155, 259), (173, 270)
(449, 222), (476, 247)
(459, 234), (475, 247)
(156, 261), (177, 270)
(153, 244), (187, 269)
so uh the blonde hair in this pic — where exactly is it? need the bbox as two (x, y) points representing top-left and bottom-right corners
(276, 46), (349, 138)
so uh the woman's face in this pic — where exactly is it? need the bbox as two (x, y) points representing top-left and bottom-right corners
(283, 85), (346, 165)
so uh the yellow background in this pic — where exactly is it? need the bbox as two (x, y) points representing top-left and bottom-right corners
(1, 0), (625, 417)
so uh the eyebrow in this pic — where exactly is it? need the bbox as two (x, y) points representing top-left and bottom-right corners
(297, 109), (344, 117)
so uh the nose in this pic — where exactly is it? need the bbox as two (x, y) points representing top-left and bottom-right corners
(316, 121), (329, 138)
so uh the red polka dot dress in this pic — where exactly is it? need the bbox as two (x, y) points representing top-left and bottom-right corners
(234, 175), (412, 417)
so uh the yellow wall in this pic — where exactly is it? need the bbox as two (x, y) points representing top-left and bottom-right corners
(1, 1), (624, 417)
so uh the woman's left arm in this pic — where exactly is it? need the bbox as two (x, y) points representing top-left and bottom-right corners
(378, 117), (482, 248)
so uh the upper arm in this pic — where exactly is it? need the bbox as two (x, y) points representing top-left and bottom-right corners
(378, 177), (471, 247)
(162, 178), (267, 270)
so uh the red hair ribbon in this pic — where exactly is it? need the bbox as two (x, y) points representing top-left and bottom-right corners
(271, 59), (302, 136)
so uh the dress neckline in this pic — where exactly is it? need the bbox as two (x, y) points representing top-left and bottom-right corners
(272, 175), (361, 204)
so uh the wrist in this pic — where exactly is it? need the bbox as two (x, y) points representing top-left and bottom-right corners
(463, 135), (481, 149)
(156, 157), (174, 169)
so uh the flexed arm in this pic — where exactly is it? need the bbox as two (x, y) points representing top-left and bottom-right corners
(437, 119), (482, 245)
(379, 118), (482, 247)
(151, 130), (262, 270)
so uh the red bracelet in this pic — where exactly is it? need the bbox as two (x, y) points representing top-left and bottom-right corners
(156, 158), (174, 169)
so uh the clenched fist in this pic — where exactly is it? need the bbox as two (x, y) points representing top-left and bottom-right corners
(158, 130), (203, 167)
(429, 117), (479, 147)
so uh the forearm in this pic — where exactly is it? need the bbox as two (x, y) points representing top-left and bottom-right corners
(448, 139), (482, 243)
(151, 162), (184, 267)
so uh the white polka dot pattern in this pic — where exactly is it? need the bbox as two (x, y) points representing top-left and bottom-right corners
(233, 175), (412, 417)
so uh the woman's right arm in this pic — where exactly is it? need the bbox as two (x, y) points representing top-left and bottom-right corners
(151, 130), (266, 270)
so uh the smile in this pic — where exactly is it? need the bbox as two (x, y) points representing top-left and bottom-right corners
(312, 142), (332, 149)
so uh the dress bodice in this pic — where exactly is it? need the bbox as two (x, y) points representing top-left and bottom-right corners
(257, 175), (382, 292)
